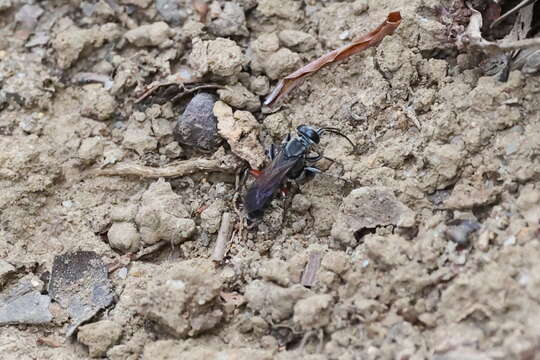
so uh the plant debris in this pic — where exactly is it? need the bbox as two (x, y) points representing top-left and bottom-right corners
(264, 11), (402, 107)
(212, 212), (234, 262)
(460, 2), (539, 55)
(301, 251), (322, 288)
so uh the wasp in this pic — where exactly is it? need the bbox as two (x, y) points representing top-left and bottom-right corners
(243, 125), (355, 221)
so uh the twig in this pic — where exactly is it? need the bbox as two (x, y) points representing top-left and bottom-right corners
(135, 82), (224, 104)
(170, 84), (224, 103)
(37, 337), (63, 348)
(134, 81), (178, 103)
(299, 330), (316, 351)
(133, 241), (168, 260)
(403, 103), (421, 129)
(72, 72), (113, 89)
(91, 158), (234, 178)
(301, 251), (322, 287)
(212, 212), (233, 262)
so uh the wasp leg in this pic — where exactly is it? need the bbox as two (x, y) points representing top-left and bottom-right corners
(305, 152), (323, 163)
(265, 143), (278, 160)
(305, 166), (351, 183)
(303, 166), (322, 180)
(281, 133), (291, 145)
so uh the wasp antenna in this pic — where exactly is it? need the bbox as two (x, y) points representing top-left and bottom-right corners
(319, 127), (356, 149)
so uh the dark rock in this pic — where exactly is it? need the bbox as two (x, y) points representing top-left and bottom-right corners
(48, 251), (114, 336)
(174, 93), (222, 152)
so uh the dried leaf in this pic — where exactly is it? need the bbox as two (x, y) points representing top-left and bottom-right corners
(490, 0), (537, 29)
(462, 3), (540, 55)
(264, 11), (402, 107)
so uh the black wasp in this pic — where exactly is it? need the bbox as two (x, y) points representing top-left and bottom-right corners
(243, 125), (355, 221)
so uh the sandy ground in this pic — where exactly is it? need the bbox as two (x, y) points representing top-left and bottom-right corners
(1, 0), (540, 359)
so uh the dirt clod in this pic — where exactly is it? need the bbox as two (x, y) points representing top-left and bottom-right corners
(107, 221), (141, 253)
(218, 83), (261, 111)
(293, 294), (333, 329)
(124, 22), (173, 47)
(331, 187), (415, 246)
(135, 179), (195, 245)
(78, 320), (122, 358)
(142, 259), (223, 338)
(214, 100), (265, 168)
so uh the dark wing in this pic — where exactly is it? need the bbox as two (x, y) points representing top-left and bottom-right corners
(244, 151), (298, 216)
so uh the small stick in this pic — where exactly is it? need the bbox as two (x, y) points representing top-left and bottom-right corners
(402, 103), (421, 129)
(37, 337), (63, 348)
(133, 241), (168, 260)
(212, 212), (233, 262)
(301, 251), (322, 287)
(170, 84), (224, 103)
(91, 158), (234, 178)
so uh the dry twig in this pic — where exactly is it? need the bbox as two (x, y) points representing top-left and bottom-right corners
(92, 158), (234, 178)
(301, 251), (322, 287)
(135, 81), (223, 104)
(212, 212), (233, 262)
(264, 11), (402, 107)
(133, 241), (168, 260)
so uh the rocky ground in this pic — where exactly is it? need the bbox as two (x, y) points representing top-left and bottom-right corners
(1, 0), (540, 359)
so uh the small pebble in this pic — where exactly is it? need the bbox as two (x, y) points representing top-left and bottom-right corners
(116, 267), (128, 280)
(339, 31), (350, 40)
(444, 219), (480, 246)
(503, 235), (516, 247)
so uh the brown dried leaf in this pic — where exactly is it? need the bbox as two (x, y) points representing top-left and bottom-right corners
(264, 11), (402, 108)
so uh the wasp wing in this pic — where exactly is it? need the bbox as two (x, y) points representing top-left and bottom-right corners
(244, 151), (298, 216)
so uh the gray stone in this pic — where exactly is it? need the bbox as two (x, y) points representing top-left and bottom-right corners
(207, 2), (248, 37)
(0, 279), (52, 325)
(156, 0), (188, 25)
(174, 93), (222, 151)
